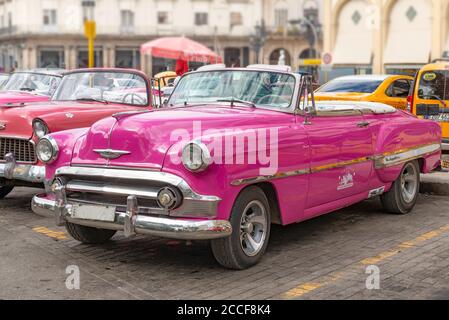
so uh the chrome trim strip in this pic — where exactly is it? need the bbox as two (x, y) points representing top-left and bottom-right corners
(93, 149), (131, 160)
(66, 180), (159, 199)
(0, 162), (45, 183)
(231, 143), (441, 186)
(31, 194), (232, 241)
(374, 143), (441, 169)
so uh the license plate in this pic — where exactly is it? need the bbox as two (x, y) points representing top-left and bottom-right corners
(71, 204), (116, 222)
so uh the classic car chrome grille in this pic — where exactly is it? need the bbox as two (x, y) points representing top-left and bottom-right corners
(62, 178), (177, 216)
(0, 137), (36, 163)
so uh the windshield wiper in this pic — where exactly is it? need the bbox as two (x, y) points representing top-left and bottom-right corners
(217, 98), (256, 108)
(19, 88), (36, 92)
(76, 98), (109, 104)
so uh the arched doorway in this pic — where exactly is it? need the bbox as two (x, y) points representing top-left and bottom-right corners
(332, 0), (373, 75)
(269, 48), (291, 66)
(299, 48), (318, 59)
(384, 0), (431, 74)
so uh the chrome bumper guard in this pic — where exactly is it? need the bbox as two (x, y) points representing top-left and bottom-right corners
(32, 193), (232, 240)
(0, 153), (45, 184)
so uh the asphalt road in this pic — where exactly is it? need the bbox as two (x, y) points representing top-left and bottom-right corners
(1, 187), (449, 300)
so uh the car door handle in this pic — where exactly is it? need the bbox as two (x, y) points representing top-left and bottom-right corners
(357, 121), (370, 128)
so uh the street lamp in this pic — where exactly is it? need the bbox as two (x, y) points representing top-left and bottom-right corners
(289, 17), (320, 59)
(250, 20), (268, 64)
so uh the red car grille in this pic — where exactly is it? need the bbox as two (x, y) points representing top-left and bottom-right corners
(0, 137), (36, 163)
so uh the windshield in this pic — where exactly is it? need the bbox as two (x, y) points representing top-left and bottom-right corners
(318, 79), (383, 93)
(4, 72), (61, 96)
(417, 71), (449, 101)
(52, 72), (149, 106)
(168, 70), (296, 109)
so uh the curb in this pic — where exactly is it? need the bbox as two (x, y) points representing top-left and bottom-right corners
(421, 172), (449, 196)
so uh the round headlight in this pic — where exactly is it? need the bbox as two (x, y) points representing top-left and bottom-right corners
(33, 120), (49, 139)
(36, 137), (58, 164)
(182, 142), (212, 172)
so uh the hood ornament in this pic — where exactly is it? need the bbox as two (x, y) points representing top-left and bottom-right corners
(94, 149), (131, 160)
(0, 122), (6, 130)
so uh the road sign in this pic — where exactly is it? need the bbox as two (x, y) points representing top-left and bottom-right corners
(299, 59), (322, 66)
(322, 52), (332, 65)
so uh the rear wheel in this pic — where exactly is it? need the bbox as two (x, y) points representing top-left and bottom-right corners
(211, 186), (271, 270)
(66, 222), (117, 244)
(381, 160), (420, 214)
(0, 186), (14, 199)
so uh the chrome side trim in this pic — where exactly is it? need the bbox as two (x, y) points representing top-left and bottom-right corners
(374, 143), (441, 169)
(231, 143), (441, 186)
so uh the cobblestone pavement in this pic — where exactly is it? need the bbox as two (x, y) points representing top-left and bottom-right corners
(1, 187), (449, 300)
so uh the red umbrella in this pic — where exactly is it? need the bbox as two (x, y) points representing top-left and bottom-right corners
(141, 37), (222, 64)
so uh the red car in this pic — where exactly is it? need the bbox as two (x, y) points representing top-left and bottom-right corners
(0, 68), (153, 199)
(0, 70), (63, 106)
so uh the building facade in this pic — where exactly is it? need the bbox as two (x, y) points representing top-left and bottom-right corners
(0, 0), (261, 74)
(261, 0), (323, 72)
(323, 0), (449, 78)
(0, 0), (323, 75)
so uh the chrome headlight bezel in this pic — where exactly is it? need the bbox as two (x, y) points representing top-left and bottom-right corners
(33, 119), (49, 139)
(182, 141), (212, 173)
(36, 136), (59, 164)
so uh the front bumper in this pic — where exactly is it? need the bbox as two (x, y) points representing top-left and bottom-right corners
(0, 155), (45, 184)
(32, 194), (232, 240)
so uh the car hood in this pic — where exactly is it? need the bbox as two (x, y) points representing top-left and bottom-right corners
(0, 101), (127, 139)
(0, 91), (50, 106)
(71, 105), (291, 169)
(314, 92), (372, 101)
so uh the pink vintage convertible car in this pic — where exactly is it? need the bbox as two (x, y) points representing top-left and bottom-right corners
(32, 65), (442, 269)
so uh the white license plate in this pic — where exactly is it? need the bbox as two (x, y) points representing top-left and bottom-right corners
(71, 204), (116, 222)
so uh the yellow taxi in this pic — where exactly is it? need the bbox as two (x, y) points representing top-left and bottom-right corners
(315, 74), (414, 110)
(409, 61), (449, 152)
(154, 71), (177, 89)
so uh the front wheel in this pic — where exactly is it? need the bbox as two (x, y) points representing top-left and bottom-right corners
(211, 186), (271, 270)
(66, 222), (117, 244)
(0, 186), (14, 199)
(381, 160), (420, 214)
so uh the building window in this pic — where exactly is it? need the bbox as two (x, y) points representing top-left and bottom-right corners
(158, 12), (170, 24)
(120, 10), (134, 33)
(230, 12), (242, 28)
(195, 12), (208, 26)
(82, 0), (95, 21)
(115, 48), (141, 69)
(77, 48), (103, 68)
(38, 48), (65, 68)
(43, 9), (57, 26)
(274, 9), (288, 29)
(8, 12), (12, 28)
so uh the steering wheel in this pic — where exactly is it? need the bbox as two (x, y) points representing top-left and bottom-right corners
(256, 95), (290, 105)
(122, 93), (146, 105)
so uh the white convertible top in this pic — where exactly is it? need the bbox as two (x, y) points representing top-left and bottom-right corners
(315, 101), (397, 114)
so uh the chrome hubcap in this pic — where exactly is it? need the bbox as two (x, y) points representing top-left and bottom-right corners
(400, 163), (418, 204)
(240, 200), (268, 257)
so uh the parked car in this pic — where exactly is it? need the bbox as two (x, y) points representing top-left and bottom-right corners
(32, 65), (441, 269)
(0, 73), (10, 90)
(315, 74), (413, 110)
(0, 70), (64, 106)
(408, 60), (449, 152)
(0, 68), (152, 199)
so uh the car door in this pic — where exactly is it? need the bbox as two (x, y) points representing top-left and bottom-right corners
(303, 110), (373, 217)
